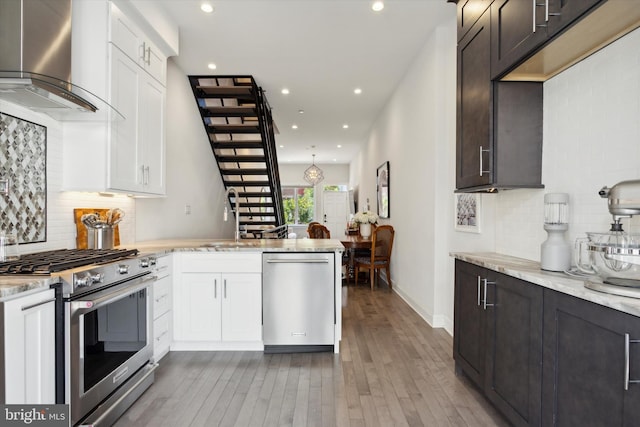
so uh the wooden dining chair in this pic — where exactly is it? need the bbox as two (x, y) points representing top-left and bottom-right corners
(306, 221), (321, 238)
(355, 225), (394, 290)
(309, 223), (331, 239)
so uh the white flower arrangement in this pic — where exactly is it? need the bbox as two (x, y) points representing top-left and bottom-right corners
(353, 211), (378, 224)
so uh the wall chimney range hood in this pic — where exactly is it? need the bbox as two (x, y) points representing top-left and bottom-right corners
(0, 0), (121, 121)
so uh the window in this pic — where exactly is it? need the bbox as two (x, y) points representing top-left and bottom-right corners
(283, 186), (314, 224)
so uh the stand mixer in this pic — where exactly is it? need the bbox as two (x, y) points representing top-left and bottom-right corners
(584, 180), (640, 297)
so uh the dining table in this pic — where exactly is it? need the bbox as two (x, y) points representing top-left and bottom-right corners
(340, 235), (372, 283)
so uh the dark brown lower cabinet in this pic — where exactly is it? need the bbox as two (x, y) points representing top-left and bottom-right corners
(455, 260), (640, 426)
(454, 260), (543, 426)
(542, 289), (640, 427)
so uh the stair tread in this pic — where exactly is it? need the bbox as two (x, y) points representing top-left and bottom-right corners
(220, 168), (268, 175)
(196, 86), (254, 97)
(201, 106), (257, 117)
(217, 155), (266, 162)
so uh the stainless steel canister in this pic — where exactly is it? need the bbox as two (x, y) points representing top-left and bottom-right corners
(86, 224), (114, 249)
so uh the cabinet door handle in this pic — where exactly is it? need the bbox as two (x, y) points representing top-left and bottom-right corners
(624, 333), (640, 390)
(532, 0), (537, 32)
(21, 297), (56, 311)
(145, 166), (150, 185)
(479, 146), (490, 177)
(141, 42), (147, 63)
(477, 276), (482, 306)
(224, 279), (227, 299)
(482, 279), (495, 310)
(214, 279), (217, 298)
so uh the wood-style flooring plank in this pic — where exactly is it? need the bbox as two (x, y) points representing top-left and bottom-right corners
(116, 285), (510, 427)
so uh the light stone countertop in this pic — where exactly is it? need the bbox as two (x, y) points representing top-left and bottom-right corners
(0, 239), (344, 299)
(0, 276), (60, 300)
(451, 252), (640, 318)
(131, 238), (345, 256)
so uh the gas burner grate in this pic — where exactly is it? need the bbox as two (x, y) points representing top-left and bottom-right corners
(0, 248), (139, 274)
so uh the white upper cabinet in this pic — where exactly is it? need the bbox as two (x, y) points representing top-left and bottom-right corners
(62, 0), (169, 196)
(110, 2), (166, 84)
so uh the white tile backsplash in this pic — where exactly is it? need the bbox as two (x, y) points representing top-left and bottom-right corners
(494, 27), (640, 261)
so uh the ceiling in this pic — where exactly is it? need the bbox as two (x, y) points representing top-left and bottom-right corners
(153, 0), (455, 165)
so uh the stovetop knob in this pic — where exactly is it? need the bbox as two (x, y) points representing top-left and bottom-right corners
(139, 258), (150, 268)
(118, 264), (130, 275)
(75, 272), (92, 288)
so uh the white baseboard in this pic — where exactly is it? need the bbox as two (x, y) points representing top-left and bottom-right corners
(392, 285), (453, 337)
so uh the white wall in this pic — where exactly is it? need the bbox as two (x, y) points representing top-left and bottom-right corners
(279, 163), (349, 187)
(0, 101), (136, 253)
(349, 15), (484, 334)
(493, 27), (640, 260)
(135, 59), (233, 241)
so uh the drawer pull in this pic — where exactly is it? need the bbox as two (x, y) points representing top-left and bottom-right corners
(482, 279), (495, 310)
(21, 297), (56, 311)
(624, 333), (640, 390)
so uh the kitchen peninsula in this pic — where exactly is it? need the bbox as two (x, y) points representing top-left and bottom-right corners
(133, 238), (345, 353)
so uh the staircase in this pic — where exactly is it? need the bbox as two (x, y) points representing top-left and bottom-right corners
(188, 76), (287, 239)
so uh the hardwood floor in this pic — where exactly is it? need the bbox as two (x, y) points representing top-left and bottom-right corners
(115, 285), (509, 427)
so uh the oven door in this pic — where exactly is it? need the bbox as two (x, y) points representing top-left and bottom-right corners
(68, 273), (156, 425)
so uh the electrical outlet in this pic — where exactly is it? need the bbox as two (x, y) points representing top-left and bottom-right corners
(184, 204), (191, 215)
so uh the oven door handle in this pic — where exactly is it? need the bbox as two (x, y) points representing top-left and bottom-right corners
(71, 274), (157, 314)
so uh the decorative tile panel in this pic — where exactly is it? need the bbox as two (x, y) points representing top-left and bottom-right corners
(0, 112), (46, 244)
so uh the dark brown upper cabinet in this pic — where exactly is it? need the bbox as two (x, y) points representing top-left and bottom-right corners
(491, 0), (605, 79)
(456, 8), (543, 192)
(456, 0), (492, 41)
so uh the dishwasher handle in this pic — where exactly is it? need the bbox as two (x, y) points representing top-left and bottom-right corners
(265, 258), (330, 264)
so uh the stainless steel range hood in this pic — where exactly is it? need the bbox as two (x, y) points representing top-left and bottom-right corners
(0, 0), (120, 121)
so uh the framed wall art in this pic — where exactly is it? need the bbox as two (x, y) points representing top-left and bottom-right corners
(455, 193), (481, 233)
(377, 161), (389, 219)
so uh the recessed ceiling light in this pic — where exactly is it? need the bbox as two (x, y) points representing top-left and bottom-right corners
(333, 159), (337, 162)
(298, 109), (304, 114)
(342, 124), (349, 129)
(354, 88), (362, 95)
(279, 145), (284, 148)
(337, 145), (342, 148)
(291, 124), (298, 129)
(371, 1), (384, 12)
(207, 63), (217, 70)
(281, 88), (290, 95)
(201, 3), (213, 13)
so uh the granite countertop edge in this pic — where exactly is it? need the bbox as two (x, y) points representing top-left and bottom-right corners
(133, 239), (345, 256)
(451, 252), (640, 318)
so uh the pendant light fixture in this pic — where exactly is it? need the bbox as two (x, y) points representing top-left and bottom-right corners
(304, 154), (324, 185)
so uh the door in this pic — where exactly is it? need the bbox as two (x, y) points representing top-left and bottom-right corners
(542, 289), (640, 426)
(3, 289), (56, 404)
(323, 191), (349, 238)
(457, 10), (492, 190)
(453, 260), (486, 387)
(490, 0), (549, 79)
(485, 273), (543, 427)
(109, 46), (142, 192)
(221, 273), (262, 342)
(175, 272), (222, 341)
(139, 72), (165, 195)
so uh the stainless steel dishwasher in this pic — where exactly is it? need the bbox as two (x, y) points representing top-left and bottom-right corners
(262, 252), (335, 353)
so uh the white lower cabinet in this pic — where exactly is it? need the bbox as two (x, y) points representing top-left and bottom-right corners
(2, 289), (56, 404)
(172, 253), (262, 350)
(152, 255), (172, 362)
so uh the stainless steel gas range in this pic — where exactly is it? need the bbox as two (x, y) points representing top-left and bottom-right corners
(0, 249), (158, 426)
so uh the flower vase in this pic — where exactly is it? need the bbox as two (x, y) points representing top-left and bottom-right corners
(360, 223), (372, 238)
